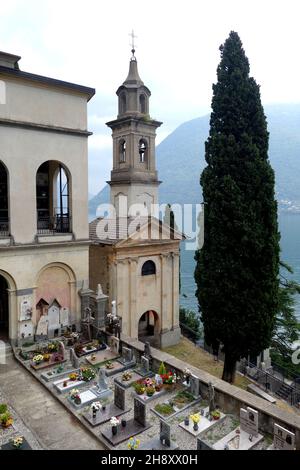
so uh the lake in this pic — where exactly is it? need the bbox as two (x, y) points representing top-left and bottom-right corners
(180, 212), (300, 320)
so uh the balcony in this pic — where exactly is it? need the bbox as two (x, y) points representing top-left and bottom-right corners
(37, 215), (71, 235)
(0, 218), (9, 237)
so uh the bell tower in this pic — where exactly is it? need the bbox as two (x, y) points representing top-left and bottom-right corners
(106, 46), (162, 216)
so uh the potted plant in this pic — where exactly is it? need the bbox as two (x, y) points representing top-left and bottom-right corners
(134, 383), (146, 395)
(122, 371), (132, 382)
(80, 367), (96, 382)
(43, 353), (50, 362)
(0, 403), (8, 414)
(110, 416), (120, 435)
(91, 401), (102, 419)
(105, 361), (114, 370)
(1, 411), (13, 428)
(190, 413), (200, 431)
(127, 437), (141, 450)
(32, 354), (44, 365)
(146, 386), (155, 397)
(11, 436), (23, 449)
(211, 410), (221, 421)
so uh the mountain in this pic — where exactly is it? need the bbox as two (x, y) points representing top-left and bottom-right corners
(89, 103), (300, 217)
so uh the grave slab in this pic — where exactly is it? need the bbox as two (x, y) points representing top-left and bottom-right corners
(30, 358), (66, 371)
(101, 361), (130, 377)
(133, 387), (167, 403)
(179, 407), (226, 436)
(85, 348), (119, 366)
(53, 377), (86, 394)
(114, 371), (143, 389)
(41, 367), (78, 382)
(213, 428), (263, 450)
(82, 404), (131, 427)
(140, 438), (178, 450)
(1, 438), (32, 451)
(101, 420), (151, 446)
(68, 390), (99, 409)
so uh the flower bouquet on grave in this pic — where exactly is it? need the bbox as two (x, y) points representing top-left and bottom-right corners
(122, 371), (132, 382)
(0, 411), (13, 428)
(32, 354), (44, 365)
(11, 436), (23, 449)
(127, 437), (141, 450)
(52, 352), (63, 363)
(133, 380), (146, 395)
(110, 416), (120, 435)
(91, 401), (102, 418)
(190, 413), (201, 431)
(48, 342), (59, 353)
(43, 353), (51, 362)
(105, 361), (114, 370)
(70, 388), (81, 405)
(146, 386), (155, 397)
(79, 367), (96, 382)
(69, 373), (78, 381)
(211, 410), (221, 421)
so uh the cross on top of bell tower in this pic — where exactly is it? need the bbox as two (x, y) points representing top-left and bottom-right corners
(129, 30), (137, 60)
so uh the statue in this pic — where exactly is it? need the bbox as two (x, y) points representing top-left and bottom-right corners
(208, 381), (215, 414)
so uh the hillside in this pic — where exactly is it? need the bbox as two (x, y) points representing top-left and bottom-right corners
(89, 103), (300, 216)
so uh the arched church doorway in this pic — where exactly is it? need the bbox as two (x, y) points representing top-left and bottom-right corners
(0, 275), (9, 341)
(138, 310), (160, 347)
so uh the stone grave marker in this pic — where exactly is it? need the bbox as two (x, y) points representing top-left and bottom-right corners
(57, 340), (65, 360)
(208, 381), (215, 413)
(110, 336), (120, 355)
(240, 407), (259, 437)
(35, 315), (48, 337)
(190, 374), (200, 397)
(273, 423), (295, 450)
(134, 397), (147, 427)
(122, 346), (133, 363)
(98, 368), (109, 391)
(114, 382), (125, 410)
(160, 420), (171, 446)
(60, 307), (69, 327)
(70, 347), (80, 369)
(48, 300), (60, 336)
(141, 355), (150, 374)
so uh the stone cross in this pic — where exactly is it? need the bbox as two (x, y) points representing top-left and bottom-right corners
(208, 381), (215, 413)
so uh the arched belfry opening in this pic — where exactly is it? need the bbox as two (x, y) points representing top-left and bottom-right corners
(0, 161), (9, 237)
(0, 275), (9, 341)
(36, 161), (71, 234)
(119, 140), (126, 163)
(119, 92), (127, 115)
(139, 139), (148, 164)
(138, 310), (160, 346)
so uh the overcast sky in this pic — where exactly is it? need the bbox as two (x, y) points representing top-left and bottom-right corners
(2, 0), (300, 194)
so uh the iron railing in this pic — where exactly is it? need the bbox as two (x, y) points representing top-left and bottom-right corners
(37, 215), (71, 235)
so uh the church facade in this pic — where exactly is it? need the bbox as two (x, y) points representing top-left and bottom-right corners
(0, 51), (95, 343)
(89, 52), (182, 348)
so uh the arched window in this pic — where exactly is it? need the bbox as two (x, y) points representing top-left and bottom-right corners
(139, 139), (148, 163)
(119, 140), (126, 162)
(36, 161), (71, 234)
(140, 94), (146, 114)
(119, 93), (127, 114)
(0, 162), (9, 236)
(142, 260), (156, 276)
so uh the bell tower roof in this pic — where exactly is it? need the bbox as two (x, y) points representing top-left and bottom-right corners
(123, 57), (144, 87)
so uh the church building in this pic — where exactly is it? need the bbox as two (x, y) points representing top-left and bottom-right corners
(89, 50), (183, 348)
(0, 51), (95, 344)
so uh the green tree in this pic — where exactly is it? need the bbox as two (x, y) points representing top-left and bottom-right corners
(271, 262), (300, 358)
(179, 307), (203, 340)
(194, 31), (280, 383)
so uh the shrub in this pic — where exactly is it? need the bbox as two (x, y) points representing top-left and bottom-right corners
(158, 362), (167, 375)
(0, 404), (8, 414)
(154, 403), (174, 416)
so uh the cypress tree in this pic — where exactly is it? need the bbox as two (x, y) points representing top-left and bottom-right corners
(194, 31), (280, 383)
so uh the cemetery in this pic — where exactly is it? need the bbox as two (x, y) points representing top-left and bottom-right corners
(12, 322), (300, 451)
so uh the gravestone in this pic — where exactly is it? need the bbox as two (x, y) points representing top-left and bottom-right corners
(197, 438), (214, 451)
(240, 407), (259, 437)
(57, 340), (65, 360)
(98, 369), (109, 391)
(70, 348), (80, 369)
(122, 347), (133, 363)
(114, 382), (126, 410)
(208, 381), (215, 413)
(273, 423), (295, 450)
(134, 397), (147, 427)
(144, 341), (151, 358)
(141, 355), (150, 374)
(48, 300), (61, 336)
(190, 375), (200, 397)
(110, 336), (120, 355)
(60, 308), (69, 327)
(160, 420), (171, 446)
(35, 315), (48, 337)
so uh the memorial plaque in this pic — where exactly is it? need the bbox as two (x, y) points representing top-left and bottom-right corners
(190, 375), (200, 397)
(240, 407), (259, 437)
(273, 423), (295, 450)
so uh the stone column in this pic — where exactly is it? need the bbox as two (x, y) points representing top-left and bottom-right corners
(129, 257), (138, 338)
(172, 252), (180, 329)
(160, 253), (168, 335)
(93, 284), (108, 329)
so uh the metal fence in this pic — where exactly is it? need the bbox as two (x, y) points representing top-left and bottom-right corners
(37, 215), (71, 234)
(0, 218), (9, 237)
